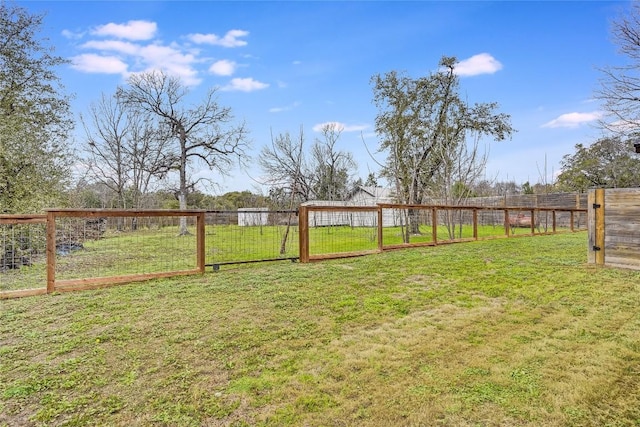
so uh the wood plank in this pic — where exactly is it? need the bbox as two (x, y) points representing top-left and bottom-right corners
(47, 209), (205, 218)
(0, 288), (48, 300)
(308, 249), (379, 261)
(54, 270), (201, 292)
(606, 262), (640, 271)
(0, 216), (47, 225)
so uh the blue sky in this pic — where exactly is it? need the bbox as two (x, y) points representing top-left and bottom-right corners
(21, 0), (631, 194)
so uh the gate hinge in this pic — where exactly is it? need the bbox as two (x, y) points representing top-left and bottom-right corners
(592, 246), (601, 251)
(593, 203), (601, 209)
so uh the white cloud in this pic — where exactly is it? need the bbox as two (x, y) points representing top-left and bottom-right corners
(312, 121), (368, 133)
(92, 20), (157, 41)
(61, 29), (84, 40)
(139, 44), (196, 69)
(454, 53), (503, 77)
(542, 111), (602, 128)
(188, 29), (249, 47)
(209, 59), (237, 76)
(269, 101), (300, 113)
(82, 40), (140, 55)
(70, 54), (128, 74)
(222, 77), (269, 92)
(70, 22), (258, 88)
(77, 38), (201, 85)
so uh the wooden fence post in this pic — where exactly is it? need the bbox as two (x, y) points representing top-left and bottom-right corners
(588, 189), (605, 265)
(197, 212), (205, 273)
(473, 209), (478, 240)
(298, 205), (309, 263)
(377, 205), (383, 252)
(431, 208), (438, 244)
(504, 209), (510, 236)
(530, 209), (535, 235)
(46, 211), (56, 293)
(594, 188), (605, 265)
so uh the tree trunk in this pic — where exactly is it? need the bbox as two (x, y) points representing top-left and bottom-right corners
(178, 191), (190, 235)
(280, 212), (292, 255)
(177, 128), (190, 236)
(408, 208), (421, 235)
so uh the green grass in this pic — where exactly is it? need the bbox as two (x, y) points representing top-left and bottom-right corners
(3, 232), (639, 426)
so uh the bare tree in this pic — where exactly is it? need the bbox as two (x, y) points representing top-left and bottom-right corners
(118, 70), (250, 234)
(432, 132), (488, 238)
(82, 94), (129, 209)
(259, 127), (312, 203)
(258, 128), (310, 255)
(82, 93), (174, 209)
(597, 2), (640, 137)
(126, 110), (175, 209)
(310, 124), (357, 201)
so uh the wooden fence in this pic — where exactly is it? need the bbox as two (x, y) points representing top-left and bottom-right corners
(1, 210), (205, 299)
(588, 188), (640, 270)
(299, 204), (588, 262)
(2, 203), (588, 299)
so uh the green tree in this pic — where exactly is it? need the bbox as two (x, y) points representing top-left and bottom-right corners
(0, 2), (74, 213)
(372, 56), (513, 240)
(557, 136), (640, 191)
(364, 172), (378, 187)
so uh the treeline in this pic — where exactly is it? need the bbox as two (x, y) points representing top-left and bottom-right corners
(65, 183), (273, 211)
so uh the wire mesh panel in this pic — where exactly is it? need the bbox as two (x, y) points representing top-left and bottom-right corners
(51, 211), (201, 289)
(0, 217), (47, 292)
(205, 210), (299, 267)
(304, 206), (379, 259)
(436, 208), (477, 241)
(379, 206), (433, 246)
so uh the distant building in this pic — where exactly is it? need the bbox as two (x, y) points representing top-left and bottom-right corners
(302, 186), (403, 227)
(238, 208), (269, 226)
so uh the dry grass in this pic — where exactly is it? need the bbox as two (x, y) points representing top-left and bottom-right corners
(2, 232), (640, 426)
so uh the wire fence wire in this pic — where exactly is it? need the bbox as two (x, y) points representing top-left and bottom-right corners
(54, 215), (198, 283)
(205, 210), (299, 268)
(0, 220), (47, 291)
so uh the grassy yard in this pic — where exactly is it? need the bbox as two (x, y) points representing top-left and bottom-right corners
(2, 232), (640, 426)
